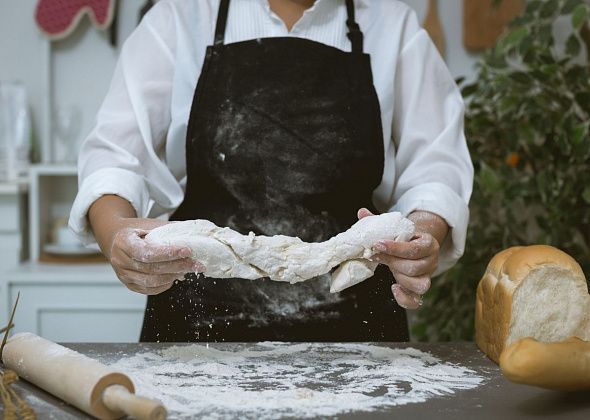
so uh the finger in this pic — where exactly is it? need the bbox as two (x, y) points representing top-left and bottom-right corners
(392, 284), (423, 310)
(357, 208), (374, 219)
(121, 230), (193, 263)
(119, 268), (182, 289)
(129, 257), (204, 275)
(390, 254), (437, 277)
(125, 281), (176, 296)
(391, 271), (431, 295)
(374, 234), (435, 260)
(372, 253), (434, 277)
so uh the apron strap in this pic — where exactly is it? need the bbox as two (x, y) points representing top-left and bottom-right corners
(345, 0), (363, 53)
(214, 0), (231, 46)
(214, 0), (364, 53)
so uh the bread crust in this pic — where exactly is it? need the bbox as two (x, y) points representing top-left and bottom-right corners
(500, 337), (590, 390)
(475, 245), (587, 363)
(502, 245), (585, 284)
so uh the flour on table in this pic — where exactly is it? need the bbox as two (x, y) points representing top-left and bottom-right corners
(109, 342), (485, 419)
(145, 212), (414, 292)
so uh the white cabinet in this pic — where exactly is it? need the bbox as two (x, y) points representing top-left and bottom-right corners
(1, 263), (147, 342)
(0, 166), (148, 343)
(0, 181), (28, 271)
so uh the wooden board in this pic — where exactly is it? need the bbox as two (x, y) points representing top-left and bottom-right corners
(39, 251), (107, 264)
(423, 0), (446, 57)
(464, 0), (525, 50)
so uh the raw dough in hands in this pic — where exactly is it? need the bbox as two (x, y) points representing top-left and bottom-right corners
(145, 212), (415, 293)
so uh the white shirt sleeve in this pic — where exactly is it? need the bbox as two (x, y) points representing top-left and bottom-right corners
(389, 24), (474, 275)
(69, 2), (182, 245)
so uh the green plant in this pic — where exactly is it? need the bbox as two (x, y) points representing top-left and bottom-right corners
(413, 0), (590, 342)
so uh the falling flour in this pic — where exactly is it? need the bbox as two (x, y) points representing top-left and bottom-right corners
(109, 342), (485, 419)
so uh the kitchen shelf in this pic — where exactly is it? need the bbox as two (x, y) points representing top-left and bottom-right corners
(28, 163), (78, 261)
(0, 178), (28, 195)
(5, 261), (118, 284)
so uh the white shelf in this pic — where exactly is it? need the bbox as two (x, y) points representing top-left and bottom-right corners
(0, 179), (28, 195)
(6, 261), (119, 284)
(28, 163), (79, 261)
(29, 163), (77, 176)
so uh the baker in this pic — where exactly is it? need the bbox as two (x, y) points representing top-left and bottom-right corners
(69, 0), (473, 342)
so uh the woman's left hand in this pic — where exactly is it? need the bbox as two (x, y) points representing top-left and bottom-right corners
(358, 208), (448, 310)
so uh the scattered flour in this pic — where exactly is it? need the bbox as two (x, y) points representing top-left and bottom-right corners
(109, 342), (485, 419)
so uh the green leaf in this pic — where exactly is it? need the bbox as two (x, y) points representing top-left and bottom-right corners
(540, 63), (560, 76)
(411, 323), (427, 339)
(572, 4), (589, 30)
(517, 124), (536, 144)
(575, 92), (590, 110)
(499, 27), (530, 51)
(562, 0), (584, 14)
(537, 26), (554, 45)
(479, 164), (502, 193)
(510, 14), (534, 28)
(518, 34), (534, 56)
(525, 0), (543, 15)
(509, 71), (531, 83)
(536, 171), (549, 204)
(566, 34), (581, 55)
(487, 52), (508, 69)
(461, 83), (478, 98)
(583, 186), (590, 204)
(571, 122), (589, 145)
(539, 0), (559, 18)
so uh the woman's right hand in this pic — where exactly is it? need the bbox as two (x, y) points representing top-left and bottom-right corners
(108, 219), (204, 295)
(88, 195), (204, 295)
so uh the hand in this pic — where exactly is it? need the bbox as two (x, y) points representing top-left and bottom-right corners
(88, 196), (205, 295)
(358, 208), (447, 310)
(107, 218), (204, 296)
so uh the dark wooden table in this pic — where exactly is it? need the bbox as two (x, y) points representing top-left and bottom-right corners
(1, 342), (589, 419)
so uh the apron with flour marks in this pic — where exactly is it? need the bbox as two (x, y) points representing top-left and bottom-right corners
(140, 0), (409, 342)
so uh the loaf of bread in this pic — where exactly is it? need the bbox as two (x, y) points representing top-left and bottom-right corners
(500, 337), (590, 390)
(475, 245), (590, 363)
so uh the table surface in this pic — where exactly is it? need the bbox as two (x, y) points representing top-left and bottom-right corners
(1, 342), (589, 420)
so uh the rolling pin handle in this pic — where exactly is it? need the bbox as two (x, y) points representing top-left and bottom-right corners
(102, 385), (167, 420)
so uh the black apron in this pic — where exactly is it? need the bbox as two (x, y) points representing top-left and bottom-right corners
(140, 0), (409, 343)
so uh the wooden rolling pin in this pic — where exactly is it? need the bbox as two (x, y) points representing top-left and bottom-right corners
(1, 332), (166, 420)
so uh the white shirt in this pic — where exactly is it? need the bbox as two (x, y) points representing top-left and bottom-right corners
(69, 0), (473, 275)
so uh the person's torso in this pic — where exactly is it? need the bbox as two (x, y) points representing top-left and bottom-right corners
(150, 0), (415, 216)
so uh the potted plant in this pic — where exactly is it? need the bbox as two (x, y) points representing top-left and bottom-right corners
(413, 0), (590, 342)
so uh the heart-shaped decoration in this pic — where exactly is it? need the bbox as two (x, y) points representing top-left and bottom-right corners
(35, 0), (116, 40)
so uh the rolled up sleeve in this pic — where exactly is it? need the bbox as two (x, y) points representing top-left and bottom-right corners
(390, 26), (474, 274)
(69, 168), (152, 245)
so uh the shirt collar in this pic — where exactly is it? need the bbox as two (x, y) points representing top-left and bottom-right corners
(259, 0), (369, 11)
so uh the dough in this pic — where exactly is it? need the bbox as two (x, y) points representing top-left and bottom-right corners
(145, 212), (414, 293)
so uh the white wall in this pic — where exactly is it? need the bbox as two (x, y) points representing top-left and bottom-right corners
(0, 0), (146, 162)
(0, 0), (481, 162)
